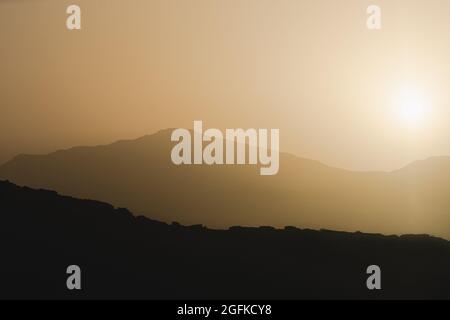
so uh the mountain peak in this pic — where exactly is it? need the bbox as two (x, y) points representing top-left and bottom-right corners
(1, 130), (449, 239)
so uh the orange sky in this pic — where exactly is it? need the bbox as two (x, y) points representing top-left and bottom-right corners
(1, 0), (450, 170)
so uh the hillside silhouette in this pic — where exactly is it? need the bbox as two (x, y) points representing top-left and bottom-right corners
(0, 129), (449, 239)
(0, 180), (449, 299)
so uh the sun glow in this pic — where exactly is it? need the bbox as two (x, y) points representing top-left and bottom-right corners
(392, 84), (431, 129)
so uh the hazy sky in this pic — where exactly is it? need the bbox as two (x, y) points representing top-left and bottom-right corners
(1, 0), (450, 170)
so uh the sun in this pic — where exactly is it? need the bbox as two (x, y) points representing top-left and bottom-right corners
(392, 84), (430, 128)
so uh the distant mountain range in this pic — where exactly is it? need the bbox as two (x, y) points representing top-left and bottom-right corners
(1, 129), (449, 239)
(1, 180), (449, 299)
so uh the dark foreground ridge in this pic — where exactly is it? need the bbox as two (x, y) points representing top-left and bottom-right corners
(0, 180), (449, 299)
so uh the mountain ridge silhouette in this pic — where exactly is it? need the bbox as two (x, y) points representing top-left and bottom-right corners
(1, 179), (449, 299)
(1, 129), (449, 239)
(5, 128), (449, 173)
